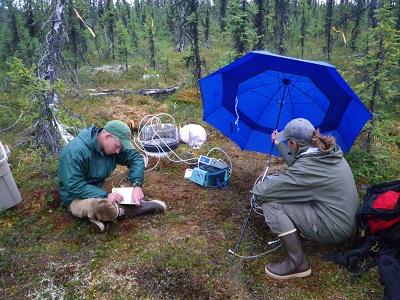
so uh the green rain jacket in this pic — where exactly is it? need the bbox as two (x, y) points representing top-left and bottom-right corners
(58, 126), (144, 207)
(251, 143), (359, 242)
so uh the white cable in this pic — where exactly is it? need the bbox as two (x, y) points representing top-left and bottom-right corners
(234, 96), (240, 131)
(251, 164), (273, 216)
(206, 147), (233, 176)
(228, 240), (282, 259)
(197, 147), (233, 188)
(135, 114), (235, 184)
(203, 147), (233, 180)
(133, 131), (161, 172)
(135, 115), (163, 171)
(135, 114), (198, 170)
(145, 155), (161, 172)
(150, 131), (198, 164)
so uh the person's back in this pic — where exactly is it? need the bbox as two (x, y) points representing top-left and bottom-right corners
(58, 126), (111, 206)
(288, 145), (359, 242)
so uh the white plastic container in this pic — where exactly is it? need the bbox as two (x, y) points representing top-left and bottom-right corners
(0, 142), (22, 211)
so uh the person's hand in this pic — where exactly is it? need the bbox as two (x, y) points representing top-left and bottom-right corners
(132, 187), (144, 206)
(107, 192), (123, 204)
(271, 129), (280, 145)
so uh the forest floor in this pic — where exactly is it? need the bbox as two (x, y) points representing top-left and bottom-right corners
(0, 63), (384, 299)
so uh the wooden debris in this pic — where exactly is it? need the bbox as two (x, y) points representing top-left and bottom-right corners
(87, 85), (180, 97)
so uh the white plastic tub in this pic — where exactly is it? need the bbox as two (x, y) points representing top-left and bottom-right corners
(0, 142), (22, 211)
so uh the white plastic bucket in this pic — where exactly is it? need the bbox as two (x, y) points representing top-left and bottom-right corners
(0, 142), (22, 211)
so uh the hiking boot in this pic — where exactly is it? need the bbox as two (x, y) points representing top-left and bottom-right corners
(265, 229), (311, 280)
(92, 201), (119, 221)
(89, 218), (105, 232)
(119, 199), (167, 218)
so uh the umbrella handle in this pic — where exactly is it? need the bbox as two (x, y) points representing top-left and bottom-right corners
(261, 132), (276, 181)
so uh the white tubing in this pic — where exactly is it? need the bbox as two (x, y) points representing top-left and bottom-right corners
(135, 114), (233, 177)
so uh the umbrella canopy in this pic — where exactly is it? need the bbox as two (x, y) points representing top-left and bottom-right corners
(199, 51), (372, 156)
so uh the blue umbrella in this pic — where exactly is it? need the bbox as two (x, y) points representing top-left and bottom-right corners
(199, 51), (372, 156)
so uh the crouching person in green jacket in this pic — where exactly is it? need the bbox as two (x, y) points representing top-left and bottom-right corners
(58, 120), (166, 231)
(251, 118), (359, 280)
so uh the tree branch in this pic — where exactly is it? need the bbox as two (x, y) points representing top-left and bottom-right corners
(0, 110), (24, 132)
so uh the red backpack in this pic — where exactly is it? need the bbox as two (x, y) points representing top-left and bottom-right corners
(357, 180), (400, 234)
(325, 181), (400, 300)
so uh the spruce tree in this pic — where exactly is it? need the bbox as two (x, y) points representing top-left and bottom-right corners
(337, 0), (351, 32)
(355, 0), (400, 150)
(115, 19), (130, 70)
(228, 0), (256, 56)
(253, 0), (266, 50)
(350, 0), (365, 51)
(105, 0), (116, 59)
(186, 0), (201, 81)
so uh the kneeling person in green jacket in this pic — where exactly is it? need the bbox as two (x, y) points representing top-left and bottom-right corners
(251, 118), (359, 280)
(58, 120), (166, 231)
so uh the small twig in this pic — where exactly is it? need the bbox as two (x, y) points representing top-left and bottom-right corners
(60, 54), (80, 89)
(0, 110), (24, 132)
(17, 124), (33, 136)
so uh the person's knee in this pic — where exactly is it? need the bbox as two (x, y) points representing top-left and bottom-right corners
(262, 201), (285, 220)
(262, 201), (296, 234)
(69, 198), (100, 218)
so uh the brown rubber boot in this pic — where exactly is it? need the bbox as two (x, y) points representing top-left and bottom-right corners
(265, 229), (311, 279)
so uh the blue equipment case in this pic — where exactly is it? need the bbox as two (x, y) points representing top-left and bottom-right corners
(190, 164), (229, 188)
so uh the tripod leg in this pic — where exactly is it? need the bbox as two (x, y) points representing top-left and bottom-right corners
(229, 197), (256, 257)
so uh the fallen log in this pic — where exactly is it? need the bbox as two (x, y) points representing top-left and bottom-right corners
(87, 85), (180, 97)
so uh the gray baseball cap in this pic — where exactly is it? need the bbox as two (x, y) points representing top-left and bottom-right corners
(275, 118), (315, 144)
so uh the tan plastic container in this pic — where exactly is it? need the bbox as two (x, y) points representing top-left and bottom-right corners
(0, 142), (22, 211)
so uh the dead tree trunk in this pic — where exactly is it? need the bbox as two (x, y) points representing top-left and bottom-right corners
(106, 0), (116, 59)
(300, 0), (307, 58)
(368, 0), (378, 29)
(175, 1), (186, 52)
(220, 0), (228, 32)
(147, 17), (156, 69)
(36, 0), (73, 153)
(204, 0), (210, 48)
(324, 0), (334, 61)
(67, 0), (78, 72)
(87, 85), (180, 97)
(366, 34), (384, 152)
(350, 0), (365, 51)
(275, 0), (288, 55)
